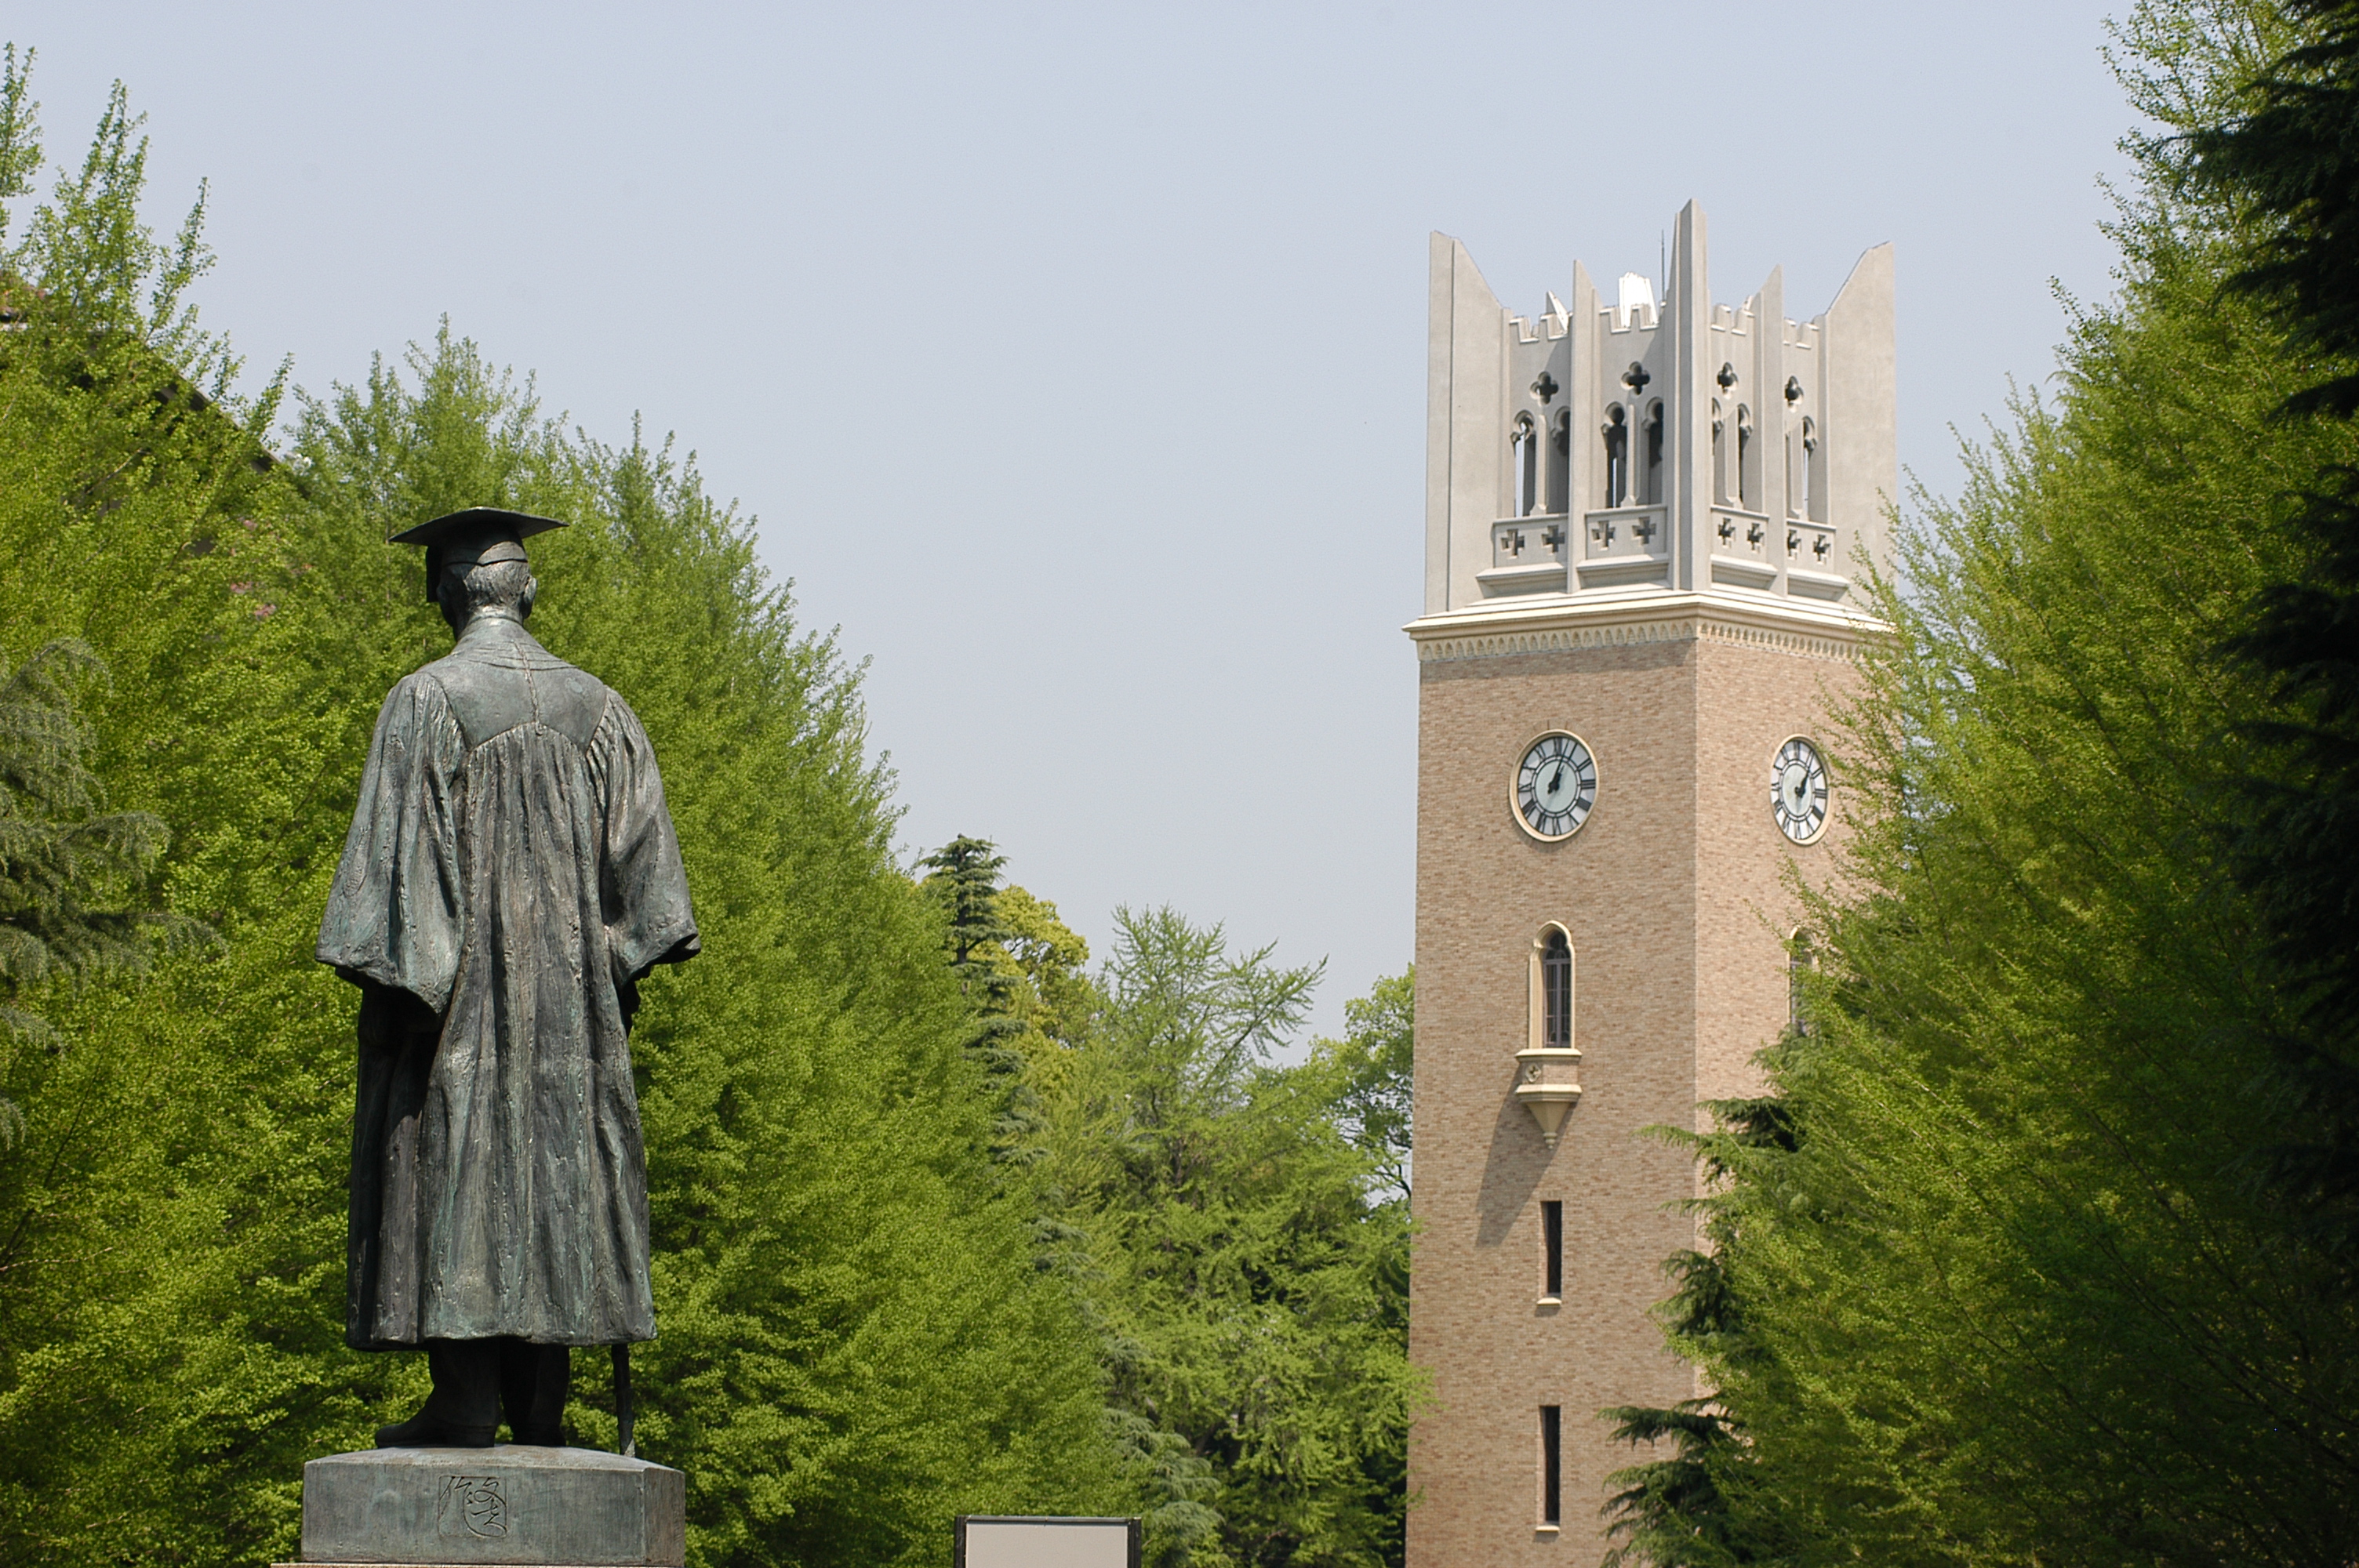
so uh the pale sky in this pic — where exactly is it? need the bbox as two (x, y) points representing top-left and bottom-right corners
(15, 2), (2136, 1037)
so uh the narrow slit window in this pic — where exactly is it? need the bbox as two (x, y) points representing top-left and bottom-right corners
(1801, 416), (1822, 521)
(1642, 400), (1664, 504)
(1512, 413), (1538, 517)
(1602, 406), (1628, 508)
(1547, 408), (1571, 514)
(1540, 1405), (1562, 1524)
(1542, 928), (1572, 1049)
(1541, 1200), (1563, 1300)
(1711, 399), (1727, 503)
(1736, 405), (1755, 510)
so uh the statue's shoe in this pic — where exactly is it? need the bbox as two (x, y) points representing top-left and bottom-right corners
(374, 1412), (497, 1448)
(507, 1426), (568, 1447)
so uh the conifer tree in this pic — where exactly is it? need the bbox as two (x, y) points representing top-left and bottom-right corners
(0, 39), (1425, 1568)
(2183, 0), (2359, 1251)
(1603, 5), (2359, 1560)
(0, 639), (201, 1147)
(0, 50), (1123, 1566)
(918, 835), (1041, 1160)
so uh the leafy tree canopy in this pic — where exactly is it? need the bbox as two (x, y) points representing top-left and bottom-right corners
(1605, 4), (2359, 1562)
(0, 50), (1121, 1567)
(1032, 912), (1417, 1568)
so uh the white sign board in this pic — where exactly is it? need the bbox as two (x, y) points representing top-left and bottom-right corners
(956, 1515), (1140, 1568)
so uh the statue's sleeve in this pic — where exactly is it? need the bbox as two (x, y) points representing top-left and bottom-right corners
(589, 690), (700, 987)
(315, 673), (468, 1012)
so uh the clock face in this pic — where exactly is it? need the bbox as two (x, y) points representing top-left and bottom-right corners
(1514, 731), (1598, 840)
(1772, 735), (1830, 844)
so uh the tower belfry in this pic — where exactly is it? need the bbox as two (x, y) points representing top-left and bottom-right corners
(1406, 201), (1892, 1567)
(1426, 201), (1892, 616)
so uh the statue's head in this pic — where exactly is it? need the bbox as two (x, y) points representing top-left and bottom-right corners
(388, 507), (568, 635)
(438, 553), (537, 633)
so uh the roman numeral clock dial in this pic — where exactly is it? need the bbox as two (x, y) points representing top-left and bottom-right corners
(1513, 731), (1598, 841)
(1772, 735), (1831, 844)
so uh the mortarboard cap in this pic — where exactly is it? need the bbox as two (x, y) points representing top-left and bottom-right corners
(390, 507), (568, 603)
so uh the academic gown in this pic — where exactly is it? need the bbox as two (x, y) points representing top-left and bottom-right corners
(317, 612), (698, 1349)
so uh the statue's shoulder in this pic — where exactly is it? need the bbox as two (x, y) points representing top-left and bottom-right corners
(377, 664), (457, 718)
(547, 661), (616, 747)
(402, 653), (485, 723)
(433, 626), (612, 750)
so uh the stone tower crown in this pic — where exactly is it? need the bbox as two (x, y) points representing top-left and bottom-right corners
(1423, 201), (1895, 619)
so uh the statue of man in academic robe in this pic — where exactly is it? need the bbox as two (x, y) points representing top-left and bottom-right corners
(317, 508), (699, 1448)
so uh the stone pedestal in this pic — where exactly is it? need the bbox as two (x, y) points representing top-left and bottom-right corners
(277, 1444), (685, 1567)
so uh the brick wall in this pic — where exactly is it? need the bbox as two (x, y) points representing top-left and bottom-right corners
(1407, 623), (1856, 1568)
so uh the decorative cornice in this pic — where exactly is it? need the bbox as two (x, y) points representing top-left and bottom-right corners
(1405, 592), (1884, 665)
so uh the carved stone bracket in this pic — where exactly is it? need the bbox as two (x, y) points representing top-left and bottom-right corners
(1513, 1047), (1583, 1145)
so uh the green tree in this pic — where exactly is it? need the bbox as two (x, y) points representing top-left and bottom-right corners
(286, 339), (1126, 1568)
(0, 43), (1420, 1568)
(0, 52), (338, 1565)
(918, 835), (1039, 1162)
(0, 50), (1122, 1566)
(1300, 967), (1412, 1202)
(998, 884), (1097, 1055)
(2183, 0), (2359, 1253)
(1037, 912), (1417, 1568)
(1606, 3), (2359, 1562)
(0, 640), (208, 1114)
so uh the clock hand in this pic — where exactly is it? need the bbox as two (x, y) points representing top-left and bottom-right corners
(1547, 766), (1564, 797)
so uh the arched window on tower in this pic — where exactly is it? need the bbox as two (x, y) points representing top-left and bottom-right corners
(1602, 405), (1628, 508)
(1736, 405), (1757, 510)
(1542, 927), (1572, 1048)
(1519, 924), (1583, 1145)
(1642, 400), (1665, 505)
(1511, 412), (1538, 517)
(1547, 408), (1571, 514)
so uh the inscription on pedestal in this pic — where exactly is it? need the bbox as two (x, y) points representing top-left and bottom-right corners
(439, 1475), (509, 1541)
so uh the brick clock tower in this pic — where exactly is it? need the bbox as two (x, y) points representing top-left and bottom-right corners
(1405, 201), (1893, 1567)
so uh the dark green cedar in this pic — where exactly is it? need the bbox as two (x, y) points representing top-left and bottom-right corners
(2183, 0), (2359, 1251)
(918, 836), (1041, 1163)
(0, 640), (209, 1065)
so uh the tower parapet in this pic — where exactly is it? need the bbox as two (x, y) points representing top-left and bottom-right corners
(1423, 201), (1894, 620)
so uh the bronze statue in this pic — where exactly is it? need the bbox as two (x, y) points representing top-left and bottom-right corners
(318, 508), (699, 1448)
